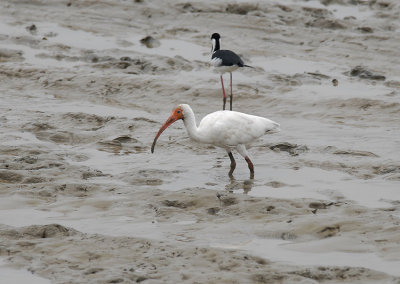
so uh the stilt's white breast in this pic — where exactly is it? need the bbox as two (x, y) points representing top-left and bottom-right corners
(213, 65), (239, 74)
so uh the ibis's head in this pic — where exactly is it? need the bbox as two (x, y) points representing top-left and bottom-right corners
(151, 105), (185, 153)
(211, 33), (221, 53)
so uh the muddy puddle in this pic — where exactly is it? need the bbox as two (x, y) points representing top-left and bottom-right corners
(1, 0), (400, 283)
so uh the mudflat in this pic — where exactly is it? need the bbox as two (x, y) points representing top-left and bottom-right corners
(1, 0), (400, 283)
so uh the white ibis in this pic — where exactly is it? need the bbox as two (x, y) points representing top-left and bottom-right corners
(151, 104), (280, 178)
(210, 33), (254, 111)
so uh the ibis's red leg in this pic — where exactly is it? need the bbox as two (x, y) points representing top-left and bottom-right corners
(245, 156), (254, 179)
(220, 75), (227, 110)
(228, 152), (236, 177)
(230, 72), (233, 111)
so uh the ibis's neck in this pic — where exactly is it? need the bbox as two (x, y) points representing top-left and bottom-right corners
(182, 106), (205, 143)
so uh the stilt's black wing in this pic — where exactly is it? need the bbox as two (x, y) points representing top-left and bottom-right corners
(212, 50), (244, 67)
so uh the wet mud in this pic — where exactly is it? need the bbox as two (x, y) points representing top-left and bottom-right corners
(1, 0), (400, 283)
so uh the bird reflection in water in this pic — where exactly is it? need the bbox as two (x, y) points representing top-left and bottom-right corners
(225, 176), (254, 194)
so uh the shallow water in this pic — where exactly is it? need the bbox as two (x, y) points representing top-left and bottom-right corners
(0, 258), (51, 284)
(1, 0), (400, 282)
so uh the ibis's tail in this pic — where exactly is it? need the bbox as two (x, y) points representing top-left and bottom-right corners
(266, 121), (281, 134)
(243, 64), (255, 68)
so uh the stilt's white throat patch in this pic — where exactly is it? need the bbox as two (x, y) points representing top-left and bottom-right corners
(211, 38), (216, 53)
(211, 38), (221, 54)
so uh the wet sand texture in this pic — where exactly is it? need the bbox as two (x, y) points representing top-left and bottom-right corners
(1, 0), (400, 283)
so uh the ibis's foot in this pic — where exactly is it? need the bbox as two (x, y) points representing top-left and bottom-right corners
(228, 152), (236, 176)
(245, 156), (254, 179)
(243, 179), (254, 194)
(223, 97), (227, 111)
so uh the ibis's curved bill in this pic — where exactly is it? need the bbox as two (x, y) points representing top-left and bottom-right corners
(151, 106), (183, 153)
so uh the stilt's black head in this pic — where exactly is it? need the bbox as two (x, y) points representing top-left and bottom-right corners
(211, 33), (220, 40)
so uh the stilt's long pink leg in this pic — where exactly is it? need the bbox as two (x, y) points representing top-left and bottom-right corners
(230, 72), (233, 111)
(220, 75), (226, 110)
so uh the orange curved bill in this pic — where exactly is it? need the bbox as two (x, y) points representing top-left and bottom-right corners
(151, 114), (179, 153)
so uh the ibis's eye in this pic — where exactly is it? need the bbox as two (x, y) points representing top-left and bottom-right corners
(177, 110), (181, 114)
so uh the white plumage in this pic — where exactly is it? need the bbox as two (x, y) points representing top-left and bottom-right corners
(195, 108), (279, 148)
(152, 104), (280, 178)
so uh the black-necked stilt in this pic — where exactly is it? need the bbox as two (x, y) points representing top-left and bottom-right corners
(210, 33), (253, 111)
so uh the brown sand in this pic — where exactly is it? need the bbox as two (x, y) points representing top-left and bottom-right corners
(1, 0), (400, 283)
